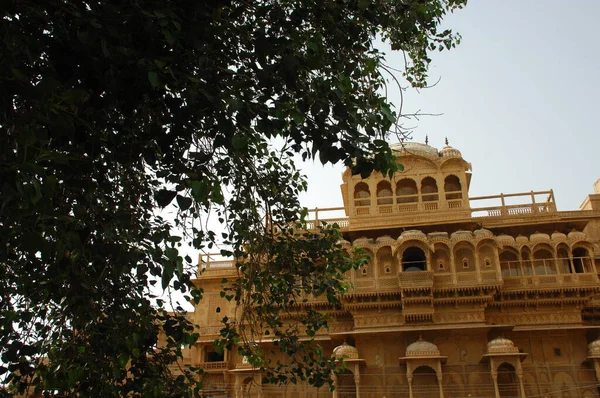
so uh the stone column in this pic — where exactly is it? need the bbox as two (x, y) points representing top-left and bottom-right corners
(407, 375), (413, 398)
(516, 366), (526, 398)
(234, 375), (241, 398)
(354, 365), (361, 398)
(437, 373), (445, 398)
(331, 373), (338, 398)
(450, 252), (457, 283)
(491, 368), (500, 398)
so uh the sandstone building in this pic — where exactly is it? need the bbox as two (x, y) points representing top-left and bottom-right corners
(190, 142), (600, 397)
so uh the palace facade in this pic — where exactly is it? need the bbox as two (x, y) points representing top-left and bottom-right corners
(189, 142), (600, 398)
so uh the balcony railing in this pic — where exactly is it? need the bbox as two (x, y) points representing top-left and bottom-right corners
(500, 257), (597, 288)
(470, 190), (556, 218)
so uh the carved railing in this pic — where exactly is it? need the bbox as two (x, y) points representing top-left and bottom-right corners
(470, 190), (556, 218)
(503, 272), (598, 289)
(197, 361), (232, 371)
(399, 271), (434, 290)
(377, 276), (399, 289)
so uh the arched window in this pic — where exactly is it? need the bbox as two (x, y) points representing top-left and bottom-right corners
(572, 247), (590, 273)
(354, 182), (370, 207)
(216, 307), (221, 313)
(421, 177), (439, 202)
(376, 181), (393, 205)
(454, 245), (475, 273)
(396, 179), (418, 204)
(532, 248), (555, 275)
(444, 175), (462, 200)
(500, 250), (519, 277)
(402, 247), (426, 271)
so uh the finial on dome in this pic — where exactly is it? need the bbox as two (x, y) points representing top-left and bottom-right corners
(445, 137), (449, 146)
(418, 334), (423, 342)
(425, 135), (429, 145)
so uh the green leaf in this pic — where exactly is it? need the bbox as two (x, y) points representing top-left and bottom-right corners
(176, 194), (193, 210)
(156, 189), (177, 207)
(148, 71), (160, 87)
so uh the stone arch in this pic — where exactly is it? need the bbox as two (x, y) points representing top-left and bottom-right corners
(396, 178), (418, 204)
(496, 362), (519, 398)
(412, 365), (440, 398)
(532, 243), (555, 275)
(553, 371), (576, 398)
(452, 241), (476, 273)
(444, 174), (462, 200)
(353, 182), (370, 207)
(432, 242), (451, 273)
(359, 248), (375, 277)
(376, 246), (398, 276)
(421, 176), (439, 202)
(477, 239), (498, 270)
(500, 247), (520, 277)
(401, 246), (428, 272)
(337, 368), (357, 398)
(376, 180), (393, 205)
(572, 245), (594, 273)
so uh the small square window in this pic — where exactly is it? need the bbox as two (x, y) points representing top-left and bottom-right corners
(361, 267), (368, 275)
(484, 259), (492, 268)
(439, 262), (445, 270)
(385, 267), (391, 274)
(462, 259), (469, 268)
(554, 348), (562, 356)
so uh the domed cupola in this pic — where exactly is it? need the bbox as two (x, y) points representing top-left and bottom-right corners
(390, 141), (440, 160)
(588, 338), (600, 357)
(332, 341), (359, 360)
(405, 336), (440, 357)
(487, 337), (519, 355)
(440, 137), (462, 158)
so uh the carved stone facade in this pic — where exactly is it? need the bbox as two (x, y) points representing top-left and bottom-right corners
(191, 143), (600, 397)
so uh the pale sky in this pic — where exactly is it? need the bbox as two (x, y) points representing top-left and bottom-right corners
(299, 0), (600, 212)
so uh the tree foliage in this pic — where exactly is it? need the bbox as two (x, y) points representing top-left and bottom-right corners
(0, 0), (466, 395)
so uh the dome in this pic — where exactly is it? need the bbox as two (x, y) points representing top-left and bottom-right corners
(568, 231), (586, 241)
(487, 337), (519, 354)
(399, 230), (427, 240)
(451, 230), (473, 240)
(376, 235), (395, 244)
(588, 339), (600, 357)
(551, 232), (567, 241)
(496, 234), (516, 244)
(516, 235), (529, 245)
(332, 342), (359, 359)
(390, 142), (440, 159)
(530, 232), (550, 243)
(406, 336), (440, 357)
(440, 145), (462, 158)
(474, 228), (494, 238)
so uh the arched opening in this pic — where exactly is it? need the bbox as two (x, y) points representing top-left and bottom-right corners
(354, 182), (370, 207)
(532, 248), (555, 275)
(205, 347), (225, 362)
(499, 249), (519, 277)
(453, 243), (475, 273)
(337, 369), (357, 398)
(377, 246), (397, 276)
(216, 307), (221, 313)
(412, 366), (440, 398)
(396, 178), (418, 204)
(572, 247), (591, 273)
(421, 177), (439, 202)
(557, 245), (572, 274)
(402, 247), (427, 272)
(444, 175), (462, 200)
(376, 181), (393, 205)
(478, 243), (497, 269)
(497, 363), (519, 398)
(432, 244), (450, 273)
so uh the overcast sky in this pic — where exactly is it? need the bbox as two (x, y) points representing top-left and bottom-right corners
(299, 0), (600, 213)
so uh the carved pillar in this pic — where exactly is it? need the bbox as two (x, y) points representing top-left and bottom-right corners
(474, 245), (482, 282)
(331, 373), (338, 398)
(568, 252), (575, 274)
(234, 375), (241, 398)
(491, 369), (500, 398)
(354, 363), (361, 398)
(368, 180), (377, 215)
(407, 375), (413, 398)
(516, 365), (526, 398)
(450, 251), (457, 283)
(437, 373), (445, 398)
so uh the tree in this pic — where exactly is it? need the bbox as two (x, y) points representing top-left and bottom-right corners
(0, 0), (466, 395)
